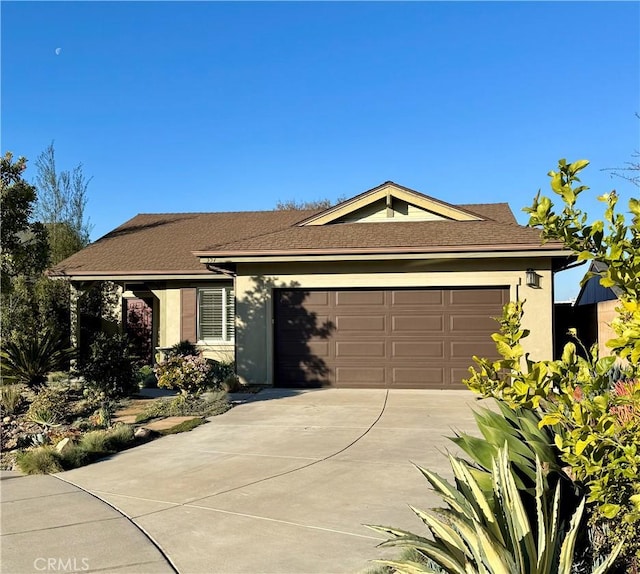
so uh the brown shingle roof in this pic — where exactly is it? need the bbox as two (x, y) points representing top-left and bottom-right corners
(459, 203), (517, 223)
(200, 219), (543, 256)
(49, 199), (553, 278)
(49, 210), (318, 276)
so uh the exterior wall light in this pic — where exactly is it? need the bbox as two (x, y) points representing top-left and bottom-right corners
(526, 269), (540, 288)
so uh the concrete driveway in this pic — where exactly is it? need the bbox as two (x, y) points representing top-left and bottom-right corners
(5, 388), (489, 573)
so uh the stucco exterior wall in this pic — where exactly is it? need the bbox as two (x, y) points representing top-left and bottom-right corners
(152, 281), (234, 364)
(152, 286), (180, 348)
(234, 258), (555, 386)
(597, 299), (619, 358)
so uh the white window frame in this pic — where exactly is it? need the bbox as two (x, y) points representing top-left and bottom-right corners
(197, 287), (234, 343)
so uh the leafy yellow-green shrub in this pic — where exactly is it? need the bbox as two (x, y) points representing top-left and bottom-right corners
(465, 159), (640, 568)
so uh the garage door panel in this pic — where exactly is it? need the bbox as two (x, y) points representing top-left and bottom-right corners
(450, 367), (474, 386)
(303, 291), (330, 306)
(449, 288), (509, 306)
(336, 367), (385, 385)
(277, 341), (331, 358)
(274, 287), (508, 389)
(392, 341), (444, 359)
(336, 315), (386, 332)
(450, 314), (500, 332)
(450, 340), (495, 359)
(392, 290), (443, 306)
(392, 315), (443, 333)
(393, 367), (445, 385)
(277, 314), (331, 333)
(277, 365), (330, 385)
(336, 341), (385, 358)
(306, 341), (331, 358)
(335, 291), (385, 306)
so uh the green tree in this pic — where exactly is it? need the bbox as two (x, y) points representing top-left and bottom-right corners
(0, 152), (49, 292)
(1, 147), (92, 346)
(527, 159), (640, 362)
(34, 142), (92, 265)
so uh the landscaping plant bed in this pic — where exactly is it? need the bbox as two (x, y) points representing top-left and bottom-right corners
(0, 379), (230, 474)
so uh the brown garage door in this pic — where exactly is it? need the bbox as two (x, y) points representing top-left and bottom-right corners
(274, 287), (509, 389)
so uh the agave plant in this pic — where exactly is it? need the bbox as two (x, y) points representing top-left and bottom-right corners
(368, 447), (622, 574)
(449, 400), (567, 492)
(0, 328), (74, 389)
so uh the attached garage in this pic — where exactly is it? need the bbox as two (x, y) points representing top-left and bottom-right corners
(274, 287), (509, 389)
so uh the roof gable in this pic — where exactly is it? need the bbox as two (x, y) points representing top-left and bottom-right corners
(297, 182), (485, 226)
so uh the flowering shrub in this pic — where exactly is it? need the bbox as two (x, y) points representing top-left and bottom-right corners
(154, 354), (213, 395)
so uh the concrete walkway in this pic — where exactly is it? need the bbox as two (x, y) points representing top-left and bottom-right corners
(0, 471), (175, 573)
(1, 388), (489, 573)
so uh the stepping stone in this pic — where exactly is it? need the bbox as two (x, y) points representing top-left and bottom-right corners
(113, 399), (165, 423)
(112, 414), (138, 424)
(142, 417), (201, 432)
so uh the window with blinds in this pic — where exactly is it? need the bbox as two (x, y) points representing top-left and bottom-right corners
(198, 288), (234, 342)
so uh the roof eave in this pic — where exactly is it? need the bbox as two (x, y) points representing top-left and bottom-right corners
(195, 244), (573, 264)
(46, 270), (221, 282)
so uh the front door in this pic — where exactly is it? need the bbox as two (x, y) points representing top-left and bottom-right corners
(125, 297), (154, 365)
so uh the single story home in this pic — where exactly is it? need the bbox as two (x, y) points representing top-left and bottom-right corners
(50, 182), (572, 389)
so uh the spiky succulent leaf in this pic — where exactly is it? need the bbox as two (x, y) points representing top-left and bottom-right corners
(495, 448), (536, 572)
(0, 328), (74, 389)
(373, 444), (622, 574)
(472, 521), (514, 574)
(366, 524), (433, 544)
(450, 401), (563, 494)
(558, 497), (585, 574)
(592, 539), (625, 574)
(371, 559), (446, 574)
(410, 506), (464, 563)
(535, 457), (550, 573)
(449, 433), (497, 470)
(414, 464), (473, 516)
(449, 455), (494, 528)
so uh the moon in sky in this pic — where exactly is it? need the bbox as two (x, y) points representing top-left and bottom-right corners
(55, 48), (61, 56)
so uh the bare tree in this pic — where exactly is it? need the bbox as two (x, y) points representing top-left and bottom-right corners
(602, 114), (640, 188)
(603, 152), (640, 188)
(33, 142), (93, 264)
(274, 196), (346, 210)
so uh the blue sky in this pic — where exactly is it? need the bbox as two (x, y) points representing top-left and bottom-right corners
(2, 1), (638, 301)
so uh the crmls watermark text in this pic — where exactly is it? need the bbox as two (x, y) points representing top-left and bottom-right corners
(33, 557), (90, 572)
